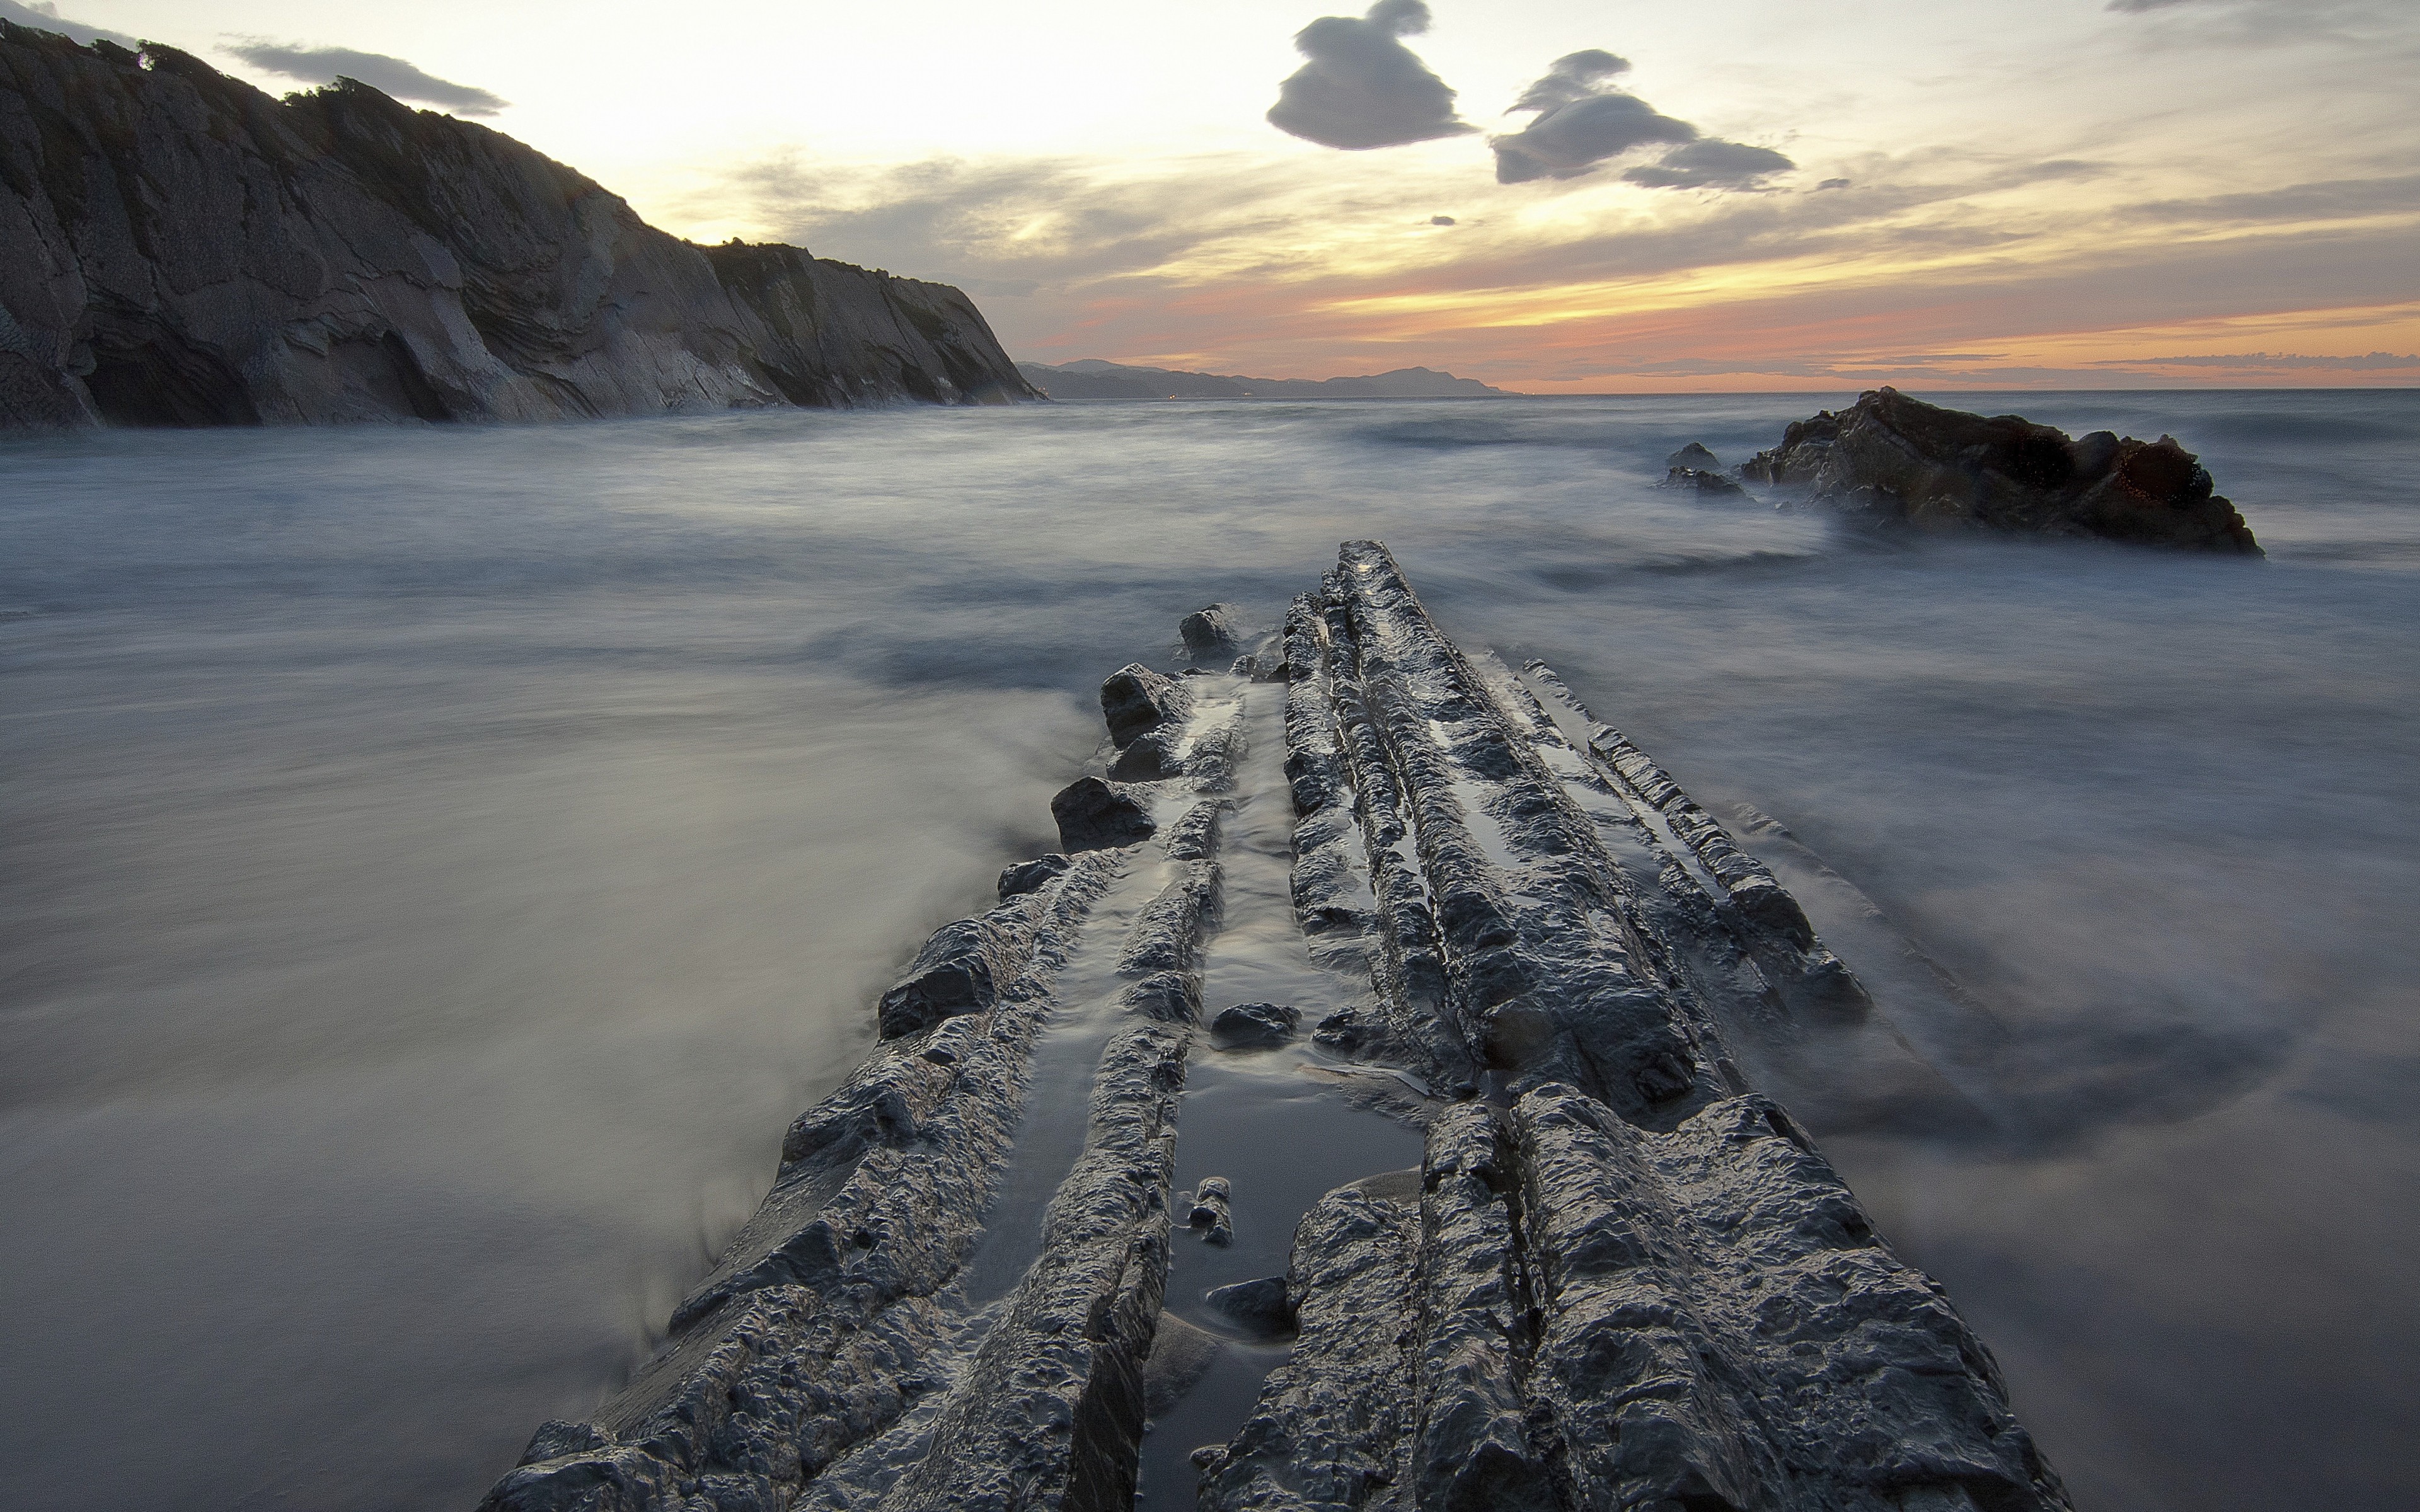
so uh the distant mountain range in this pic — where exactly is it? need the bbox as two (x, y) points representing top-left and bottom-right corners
(1017, 358), (1512, 401)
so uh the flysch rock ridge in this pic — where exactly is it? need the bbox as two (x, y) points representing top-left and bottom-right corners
(480, 679), (1241, 1511)
(1201, 542), (2069, 1511)
(0, 23), (1037, 428)
(481, 545), (2068, 1512)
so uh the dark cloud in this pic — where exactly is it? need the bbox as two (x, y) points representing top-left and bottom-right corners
(1266, 0), (1475, 151)
(1429, 215), (1456, 225)
(220, 39), (509, 115)
(1490, 49), (1791, 190)
(2131, 173), (2420, 222)
(0, 0), (134, 47)
(1817, 177), (1853, 190)
(1492, 91), (1697, 183)
(1508, 49), (1630, 112)
(1622, 138), (1796, 190)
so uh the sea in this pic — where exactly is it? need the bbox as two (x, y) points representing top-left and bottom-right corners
(3, 390), (2414, 1510)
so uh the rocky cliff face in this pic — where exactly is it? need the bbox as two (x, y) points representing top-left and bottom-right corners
(0, 23), (1037, 427)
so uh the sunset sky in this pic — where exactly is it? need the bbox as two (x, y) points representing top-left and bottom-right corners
(13, 0), (2416, 389)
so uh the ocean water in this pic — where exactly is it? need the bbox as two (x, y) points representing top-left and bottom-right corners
(1, 391), (2414, 1510)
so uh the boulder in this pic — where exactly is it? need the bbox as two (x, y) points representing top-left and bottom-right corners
(1739, 387), (2261, 553)
(1180, 603), (1245, 658)
(1099, 663), (1192, 747)
(1051, 777), (1156, 852)
(1210, 1002), (1300, 1047)
(1204, 1276), (1296, 1336)
(1660, 467), (1748, 497)
(1665, 442), (1722, 471)
(877, 917), (1020, 1038)
(1186, 1177), (1234, 1246)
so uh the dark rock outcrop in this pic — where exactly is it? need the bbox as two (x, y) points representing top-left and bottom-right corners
(1209, 1001), (1299, 1047)
(0, 23), (1037, 428)
(1099, 663), (1192, 748)
(1052, 777), (1156, 852)
(1203, 1276), (1294, 1336)
(1739, 386), (2261, 553)
(1180, 602), (1246, 658)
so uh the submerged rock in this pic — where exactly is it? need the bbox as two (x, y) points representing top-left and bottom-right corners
(1209, 1002), (1299, 1047)
(1203, 1276), (1295, 1336)
(0, 25), (1035, 428)
(1051, 777), (1155, 852)
(1739, 386), (2261, 553)
(1661, 466), (1749, 497)
(1666, 442), (1723, 471)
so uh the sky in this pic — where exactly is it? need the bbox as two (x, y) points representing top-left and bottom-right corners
(9, 0), (2417, 389)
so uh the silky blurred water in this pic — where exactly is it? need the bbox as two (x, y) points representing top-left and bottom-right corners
(2, 391), (2414, 1510)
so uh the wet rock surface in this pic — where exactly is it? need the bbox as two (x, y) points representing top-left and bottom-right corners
(1053, 777), (1157, 853)
(479, 546), (2068, 1512)
(0, 25), (1035, 428)
(1736, 386), (2261, 553)
(1209, 1002), (1300, 1048)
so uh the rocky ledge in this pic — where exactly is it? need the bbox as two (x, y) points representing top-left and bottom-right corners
(1671, 387), (2260, 554)
(0, 23), (1037, 427)
(478, 544), (2068, 1511)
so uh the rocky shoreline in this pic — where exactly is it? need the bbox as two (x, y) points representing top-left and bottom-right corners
(481, 543), (2070, 1511)
(0, 23), (1035, 428)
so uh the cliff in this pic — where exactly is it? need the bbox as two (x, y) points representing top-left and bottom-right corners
(0, 23), (1039, 427)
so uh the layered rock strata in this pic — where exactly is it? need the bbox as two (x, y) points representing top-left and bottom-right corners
(480, 548), (2066, 1511)
(1724, 387), (2259, 553)
(0, 23), (1035, 428)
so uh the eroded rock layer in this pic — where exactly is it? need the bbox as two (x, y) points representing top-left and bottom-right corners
(0, 23), (1035, 428)
(480, 546), (2065, 1512)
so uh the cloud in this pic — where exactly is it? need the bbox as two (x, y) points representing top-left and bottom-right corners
(2131, 173), (2420, 224)
(1489, 48), (1791, 190)
(1266, 0), (1475, 151)
(0, 0), (134, 47)
(219, 39), (509, 115)
(1508, 48), (1630, 112)
(1622, 139), (1797, 190)
(1429, 215), (1456, 225)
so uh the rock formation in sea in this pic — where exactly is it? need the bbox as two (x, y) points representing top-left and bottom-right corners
(1709, 387), (2260, 553)
(0, 23), (1037, 428)
(476, 543), (2071, 1512)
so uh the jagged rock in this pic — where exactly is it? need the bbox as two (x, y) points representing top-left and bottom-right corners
(1203, 1276), (1295, 1336)
(0, 25), (1036, 428)
(1108, 728), (1183, 781)
(1666, 442), (1722, 471)
(1100, 663), (1192, 747)
(1052, 776), (1156, 852)
(1180, 602), (1245, 658)
(877, 916), (1021, 1038)
(1186, 1176), (1234, 1246)
(1210, 1002), (1299, 1048)
(1661, 466), (1748, 496)
(1739, 386), (2261, 553)
(997, 853), (1073, 900)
